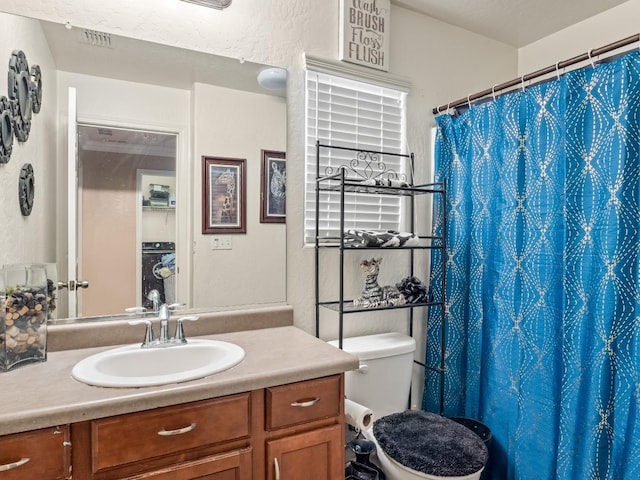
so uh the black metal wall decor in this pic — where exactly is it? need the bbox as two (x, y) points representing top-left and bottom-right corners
(3, 49), (44, 214)
(0, 49), (44, 216)
(0, 96), (13, 164)
(30, 64), (42, 114)
(181, 0), (232, 9)
(8, 50), (33, 142)
(18, 163), (35, 216)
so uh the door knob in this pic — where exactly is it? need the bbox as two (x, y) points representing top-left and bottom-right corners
(58, 280), (90, 291)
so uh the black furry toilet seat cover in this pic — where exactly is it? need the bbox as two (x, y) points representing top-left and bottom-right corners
(373, 410), (488, 477)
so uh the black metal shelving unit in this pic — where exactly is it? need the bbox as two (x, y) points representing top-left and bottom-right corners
(313, 141), (448, 415)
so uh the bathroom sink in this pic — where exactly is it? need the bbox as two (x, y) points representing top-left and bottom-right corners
(71, 339), (245, 388)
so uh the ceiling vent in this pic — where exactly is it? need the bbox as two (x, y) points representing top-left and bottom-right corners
(181, 0), (232, 9)
(77, 28), (114, 49)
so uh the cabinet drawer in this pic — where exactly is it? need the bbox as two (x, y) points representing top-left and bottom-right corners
(0, 426), (71, 480)
(91, 393), (251, 473)
(124, 447), (252, 480)
(266, 375), (341, 430)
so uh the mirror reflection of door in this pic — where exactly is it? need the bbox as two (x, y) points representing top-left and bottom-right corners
(77, 125), (177, 316)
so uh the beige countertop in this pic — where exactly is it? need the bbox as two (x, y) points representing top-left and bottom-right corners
(0, 326), (358, 436)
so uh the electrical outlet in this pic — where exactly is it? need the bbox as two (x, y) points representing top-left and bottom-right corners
(211, 236), (232, 250)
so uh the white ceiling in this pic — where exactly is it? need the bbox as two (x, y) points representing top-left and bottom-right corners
(393, 0), (630, 47)
(39, 20), (282, 95)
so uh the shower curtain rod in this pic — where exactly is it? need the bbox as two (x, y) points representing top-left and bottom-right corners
(432, 33), (640, 115)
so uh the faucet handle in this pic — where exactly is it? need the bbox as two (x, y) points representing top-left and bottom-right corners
(167, 303), (184, 311)
(174, 316), (199, 344)
(128, 319), (154, 347)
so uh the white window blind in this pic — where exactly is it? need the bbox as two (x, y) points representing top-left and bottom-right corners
(304, 70), (408, 244)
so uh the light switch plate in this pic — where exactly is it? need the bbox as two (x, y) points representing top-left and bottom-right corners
(211, 236), (232, 250)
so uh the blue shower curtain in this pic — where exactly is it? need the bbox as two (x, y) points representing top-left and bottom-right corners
(423, 51), (640, 479)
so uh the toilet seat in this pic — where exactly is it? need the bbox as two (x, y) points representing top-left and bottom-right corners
(372, 411), (488, 478)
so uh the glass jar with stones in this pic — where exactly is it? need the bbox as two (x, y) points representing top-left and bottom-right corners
(1, 264), (48, 371)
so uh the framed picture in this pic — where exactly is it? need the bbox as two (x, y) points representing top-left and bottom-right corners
(260, 150), (286, 223)
(202, 156), (246, 234)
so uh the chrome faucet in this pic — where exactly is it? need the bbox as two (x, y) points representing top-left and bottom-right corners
(158, 303), (171, 343)
(147, 289), (161, 312)
(129, 303), (198, 348)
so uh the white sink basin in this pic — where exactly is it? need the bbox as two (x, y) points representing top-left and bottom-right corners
(71, 339), (245, 388)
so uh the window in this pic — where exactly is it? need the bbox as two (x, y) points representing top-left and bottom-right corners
(304, 68), (408, 244)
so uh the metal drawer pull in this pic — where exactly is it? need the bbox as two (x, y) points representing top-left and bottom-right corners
(157, 423), (197, 436)
(290, 397), (321, 408)
(0, 457), (30, 471)
(274, 457), (280, 480)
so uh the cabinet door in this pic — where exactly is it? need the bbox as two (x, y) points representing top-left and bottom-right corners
(121, 448), (252, 480)
(266, 424), (343, 480)
(0, 426), (71, 480)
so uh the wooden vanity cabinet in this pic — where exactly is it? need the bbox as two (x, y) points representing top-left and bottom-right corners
(3, 374), (345, 480)
(0, 425), (71, 479)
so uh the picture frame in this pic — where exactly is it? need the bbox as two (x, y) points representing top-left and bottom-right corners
(202, 156), (246, 234)
(260, 150), (286, 223)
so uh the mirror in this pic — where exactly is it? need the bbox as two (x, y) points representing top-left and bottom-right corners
(0, 11), (287, 322)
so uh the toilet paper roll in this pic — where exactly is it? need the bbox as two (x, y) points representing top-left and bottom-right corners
(345, 398), (374, 431)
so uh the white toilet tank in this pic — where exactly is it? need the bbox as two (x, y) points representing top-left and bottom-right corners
(329, 333), (416, 419)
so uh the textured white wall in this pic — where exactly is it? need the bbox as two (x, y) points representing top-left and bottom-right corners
(0, 15), (57, 268)
(191, 82), (287, 309)
(518, 0), (640, 73)
(0, 0), (334, 68)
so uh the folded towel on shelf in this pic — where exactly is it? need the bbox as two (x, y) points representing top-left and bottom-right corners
(343, 229), (420, 248)
(161, 253), (176, 273)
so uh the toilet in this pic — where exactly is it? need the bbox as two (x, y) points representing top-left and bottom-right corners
(330, 333), (488, 480)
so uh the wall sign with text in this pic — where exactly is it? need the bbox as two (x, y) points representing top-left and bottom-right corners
(339, 0), (389, 71)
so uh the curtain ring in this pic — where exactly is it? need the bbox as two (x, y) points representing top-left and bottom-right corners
(467, 94), (472, 109)
(587, 49), (595, 68)
(555, 61), (561, 80)
(446, 102), (451, 115)
(491, 84), (497, 101)
(521, 75), (526, 92)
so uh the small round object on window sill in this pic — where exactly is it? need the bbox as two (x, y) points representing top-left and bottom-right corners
(19, 163), (35, 216)
(0, 96), (13, 164)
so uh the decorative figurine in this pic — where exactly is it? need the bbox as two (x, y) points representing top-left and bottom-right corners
(353, 257), (405, 308)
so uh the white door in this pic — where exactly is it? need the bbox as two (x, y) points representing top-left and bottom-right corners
(66, 87), (89, 317)
(67, 87), (78, 316)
